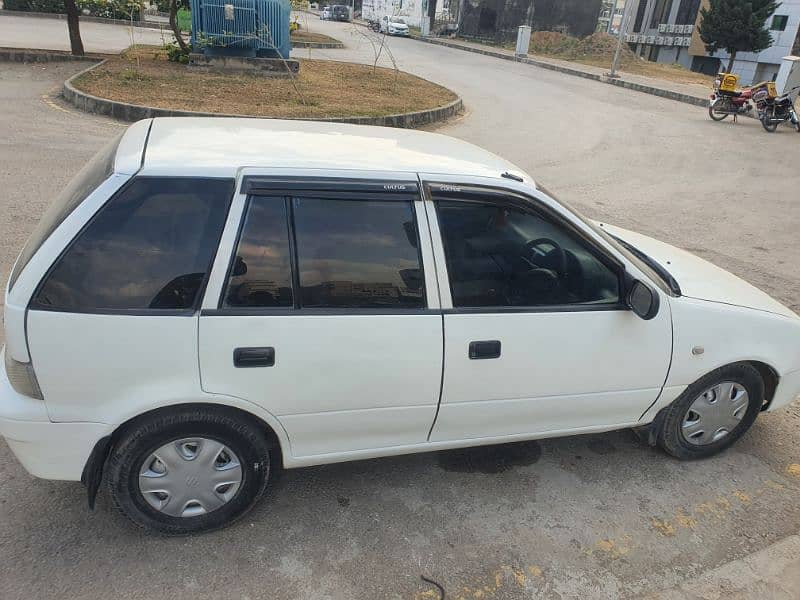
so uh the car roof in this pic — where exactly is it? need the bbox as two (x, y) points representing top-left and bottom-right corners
(128, 117), (532, 182)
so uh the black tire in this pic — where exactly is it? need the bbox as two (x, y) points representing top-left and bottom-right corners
(107, 406), (271, 535)
(761, 116), (778, 132)
(708, 98), (729, 121)
(657, 363), (763, 460)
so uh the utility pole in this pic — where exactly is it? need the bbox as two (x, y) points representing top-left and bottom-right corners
(608, 0), (638, 78)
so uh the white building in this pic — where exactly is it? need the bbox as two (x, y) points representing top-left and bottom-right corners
(623, 0), (800, 85)
(361, 0), (426, 27)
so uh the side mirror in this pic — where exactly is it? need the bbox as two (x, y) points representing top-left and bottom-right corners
(626, 278), (659, 320)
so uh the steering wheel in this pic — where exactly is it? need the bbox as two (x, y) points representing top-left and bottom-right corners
(524, 237), (568, 280)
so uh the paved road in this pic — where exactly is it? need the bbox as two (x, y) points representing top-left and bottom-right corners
(1, 16), (800, 600)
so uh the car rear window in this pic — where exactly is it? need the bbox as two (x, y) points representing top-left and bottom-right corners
(31, 177), (234, 312)
(8, 132), (122, 291)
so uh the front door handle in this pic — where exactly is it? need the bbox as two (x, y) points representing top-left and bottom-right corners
(469, 340), (501, 360)
(234, 347), (275, 368)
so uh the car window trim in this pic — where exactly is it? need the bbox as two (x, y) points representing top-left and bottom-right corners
(427, 182), (627, 314)
(218, 185), (429, 313)
(28, 176), (236, 316)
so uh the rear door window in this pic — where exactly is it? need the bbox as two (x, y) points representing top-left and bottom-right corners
(293, 197), (424, 308)
(31, 177), (234, 312)
(222, 192), (425, 310)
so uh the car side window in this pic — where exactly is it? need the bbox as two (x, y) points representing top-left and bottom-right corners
(223, 195), (425, 309)
(293, 197), (424, 308)
(224, 197), (294, 308)
(435, 198), (620, 308)
(32, 177), (234, 312)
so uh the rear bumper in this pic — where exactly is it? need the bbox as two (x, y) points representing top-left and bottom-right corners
(0, 347), (110, 480)
(767, 368), (800, 412)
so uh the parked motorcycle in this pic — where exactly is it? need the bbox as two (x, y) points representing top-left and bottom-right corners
(752, 83), (800, 133)
(367, 19), (381, 32)
(708, 73), (752, 121)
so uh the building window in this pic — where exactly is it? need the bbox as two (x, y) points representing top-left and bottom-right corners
(771, 15), (788, 31)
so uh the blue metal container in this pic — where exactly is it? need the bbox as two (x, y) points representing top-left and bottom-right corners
(190, 0), (292, 59)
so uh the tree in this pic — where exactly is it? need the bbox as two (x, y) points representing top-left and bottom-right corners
(64, 0), (85, 56)
(699, 0), (780, 72)
(169, 0), (190, 54)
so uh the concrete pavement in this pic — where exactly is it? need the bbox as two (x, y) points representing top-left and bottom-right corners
(1, 15), (799, 600)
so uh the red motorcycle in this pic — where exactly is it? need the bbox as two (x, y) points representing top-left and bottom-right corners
(709, 74), (753, 122)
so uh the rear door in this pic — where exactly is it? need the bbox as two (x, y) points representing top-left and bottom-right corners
(198, 172), (443, 460)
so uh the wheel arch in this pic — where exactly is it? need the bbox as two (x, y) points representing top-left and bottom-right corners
(82, 401), (289, 509)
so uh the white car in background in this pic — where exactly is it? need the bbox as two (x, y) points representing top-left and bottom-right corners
(319, 5), (331, 19)
(1, 118), (799, 534)
(381, 15), (410, 36)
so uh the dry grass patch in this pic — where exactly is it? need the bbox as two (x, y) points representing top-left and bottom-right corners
(291, 30), (341, 44)
(73, 46), (458, 119)
(524, 31), (714, 87)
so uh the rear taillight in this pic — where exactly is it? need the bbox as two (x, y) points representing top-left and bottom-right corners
(4, 350), (43, 400)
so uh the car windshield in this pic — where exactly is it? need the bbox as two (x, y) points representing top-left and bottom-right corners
(8, 132), (122, 291)
(535, 184), (680, 296)
(390, 17), (406, 23)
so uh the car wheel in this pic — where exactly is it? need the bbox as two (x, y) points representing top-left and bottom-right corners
(708, 98), (729, 121)
(657, 363), (763, 460)
(107, 406), (271, 535)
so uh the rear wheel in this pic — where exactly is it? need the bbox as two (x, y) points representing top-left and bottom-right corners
(107, 406), (271, 535)
(657, 363), (763, 460)
(761, 115), (779, 132)
(708, 98), (729, 121)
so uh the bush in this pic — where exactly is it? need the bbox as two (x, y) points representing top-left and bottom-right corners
(3, 0), (65, 12)
(2, 0), (143, 19)
(161, 41), (190, 64)
(77, 0), (145, 20)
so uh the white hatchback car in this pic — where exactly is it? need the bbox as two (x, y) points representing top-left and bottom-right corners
(2, 118), (799, 534)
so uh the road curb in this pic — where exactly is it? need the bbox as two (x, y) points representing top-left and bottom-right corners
(62, 60), (464, 127)
(0, 9), (173, 30)
(291, 39), (345, 49)
(0, 46), (104, 62)
(413, 35), (708, 108)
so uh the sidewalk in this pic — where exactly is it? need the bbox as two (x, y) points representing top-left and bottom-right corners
(413, 35), (711, 107)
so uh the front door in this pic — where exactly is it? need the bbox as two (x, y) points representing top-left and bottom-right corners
(198, 175), (443, 460)
(423, 180), (672, 442)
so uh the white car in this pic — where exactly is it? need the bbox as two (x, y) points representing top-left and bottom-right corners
(320, 6), (331, 19)
(380, 15), (409, 36)
(2, 118), (799, 534)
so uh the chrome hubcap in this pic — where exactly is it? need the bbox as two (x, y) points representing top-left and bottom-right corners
(138, 438), (243, 518)
(682, 382), (749, 446)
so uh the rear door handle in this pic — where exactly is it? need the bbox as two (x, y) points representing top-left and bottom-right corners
(233, 347), (275, 368)
(469, 340), (501, 360)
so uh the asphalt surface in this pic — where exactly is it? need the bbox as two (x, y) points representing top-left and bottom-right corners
(1, 17), (800, 600)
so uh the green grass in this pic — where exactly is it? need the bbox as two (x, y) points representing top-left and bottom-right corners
(177, 8), (191, 32)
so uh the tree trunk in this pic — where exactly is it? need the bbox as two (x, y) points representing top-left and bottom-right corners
(726, 50), (736, 73)
(428, 0), (437, 31)
(170, 0), (190, 53)
(64, 0), (85, 57)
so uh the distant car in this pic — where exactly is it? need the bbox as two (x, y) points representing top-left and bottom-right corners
(330, 4), (350, 21)
(381, 15), (409, 36)
(319, 6), (331, 19)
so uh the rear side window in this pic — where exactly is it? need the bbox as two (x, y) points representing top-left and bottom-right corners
(223, 195), (425, 309)
(9, 132), (122, 291)
(293, 198), (423, 308)
(32, 177), (233, 312)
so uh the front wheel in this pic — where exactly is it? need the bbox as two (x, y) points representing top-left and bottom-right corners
(708, 98), (729, 121)
(107, 406), (271, 535)
(657, 363), (763, 460)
